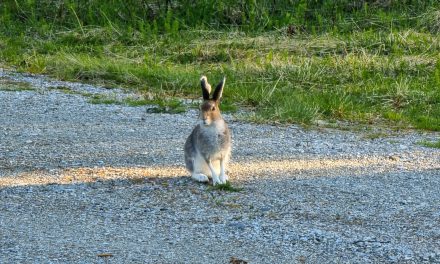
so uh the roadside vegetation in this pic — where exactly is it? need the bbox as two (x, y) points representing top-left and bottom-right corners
(0, 1), (439, 130)
(0, 78), (33, 91)
(419, 139), (440, 148)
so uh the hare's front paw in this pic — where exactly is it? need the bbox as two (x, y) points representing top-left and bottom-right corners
(191, 173), (209, 183)
(212, 176), (222, 186)
(219, 174), (228, 184)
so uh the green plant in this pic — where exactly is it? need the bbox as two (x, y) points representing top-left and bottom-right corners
(1, 1), (439, 130)
(0, 78), (34, 91)
(208, 181), (243, 192)
(146, 98), (187, 114)
(419, 140), (440, 148)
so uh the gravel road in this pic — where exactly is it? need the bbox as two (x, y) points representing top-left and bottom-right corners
(1, 70), (439, 263)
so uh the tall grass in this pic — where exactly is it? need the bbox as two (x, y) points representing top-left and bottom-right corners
(2, 0), (439, 34)
(0, 1), (439, 130)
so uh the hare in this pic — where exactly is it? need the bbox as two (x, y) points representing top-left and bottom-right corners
(184, 76), (232, 185)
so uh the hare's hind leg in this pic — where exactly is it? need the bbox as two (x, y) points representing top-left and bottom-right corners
(192, 173), (209, 183)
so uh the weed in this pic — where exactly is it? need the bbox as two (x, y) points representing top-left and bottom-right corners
(48, 86), (77, 94)
(208, 181), (243, 192)
(146, 98), (187, 114)
(129, 177), (145, 185)
(419, 140), (440, 148)
(87, 95), (122, 105)
(0, 78), (34, 91)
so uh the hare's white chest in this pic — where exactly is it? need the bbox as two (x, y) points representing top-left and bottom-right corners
(199, 120), (226, 135)
(197, 120), (227, 157)
(199, 120), (226, 146)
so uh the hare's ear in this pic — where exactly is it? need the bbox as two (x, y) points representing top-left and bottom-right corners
(200, 76), (211, 100)
(212, 77), (225, 101)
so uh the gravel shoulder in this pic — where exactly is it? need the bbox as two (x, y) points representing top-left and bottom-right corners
(1, 70), (439, 263)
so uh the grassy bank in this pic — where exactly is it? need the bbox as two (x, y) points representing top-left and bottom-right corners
(1, 1), (439, 130)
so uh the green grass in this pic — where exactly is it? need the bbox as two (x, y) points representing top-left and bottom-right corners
(1, 1), (439, 130)
(46, 83), (193, 112)
(48, 86), (78, 94)
(0, 77), (34, 91)
(208, 181), (243, 192)
(419, 140), (440, 148)
(146, 98), (187, 114)
(87, 95), (122, 105)
(86, 94), (190, 113)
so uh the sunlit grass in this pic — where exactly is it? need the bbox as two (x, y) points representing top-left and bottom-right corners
(1, 26), (439, 130)
(208, 181), (243, 192)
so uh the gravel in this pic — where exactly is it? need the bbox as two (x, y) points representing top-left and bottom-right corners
(1, 70), (439, 263)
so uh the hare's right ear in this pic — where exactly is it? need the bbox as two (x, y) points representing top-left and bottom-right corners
(212, 77), (225, 101)
(200, 76), (211, 100)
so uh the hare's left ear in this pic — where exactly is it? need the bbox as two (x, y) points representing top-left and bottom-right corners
(212, 77), (225, 101)
(200, 76), (211, 100)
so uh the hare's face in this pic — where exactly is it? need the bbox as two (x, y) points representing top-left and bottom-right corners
(198, 75), (225, 125)
(200, 100), (221, 126)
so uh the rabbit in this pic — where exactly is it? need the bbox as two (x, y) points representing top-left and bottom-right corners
(184, 76), (232, 185)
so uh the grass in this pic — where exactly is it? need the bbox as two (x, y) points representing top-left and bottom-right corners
(86, 94), (189, 113)
(0, 77), (34, 92)
(47, 85), (188, 112)
(209, 181), (243, 192)
(419, 140), (440, 148)
(48, 86), (78, 94)
(1, 2), (439, 130)
(128, 177), (145, 185)
(146, 98), (187, 114)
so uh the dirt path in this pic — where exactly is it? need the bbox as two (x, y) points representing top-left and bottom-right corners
(1, 70), (439, 263)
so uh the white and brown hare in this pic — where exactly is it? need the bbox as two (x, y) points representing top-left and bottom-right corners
(184, 76), (232, 185)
